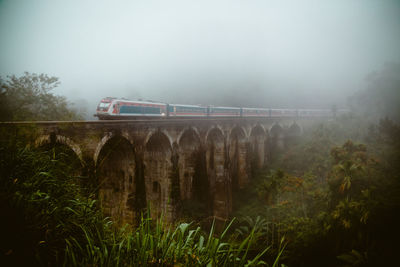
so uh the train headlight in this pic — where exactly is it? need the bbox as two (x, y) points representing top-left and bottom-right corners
(161, 113), (166, 116)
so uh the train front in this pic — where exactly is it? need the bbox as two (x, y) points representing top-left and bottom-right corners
(95, 97), (115, 120)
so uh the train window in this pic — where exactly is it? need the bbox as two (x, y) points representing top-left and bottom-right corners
(98, 103), (110, 108)
(175, 106), (205, 113)
(119, 105), (142, 114)
(143, 106), (161, 114)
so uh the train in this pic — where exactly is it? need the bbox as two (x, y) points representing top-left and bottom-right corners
(95, 97), (345, 120)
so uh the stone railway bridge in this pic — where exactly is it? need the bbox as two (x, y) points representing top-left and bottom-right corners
(1, 118), (319, 224)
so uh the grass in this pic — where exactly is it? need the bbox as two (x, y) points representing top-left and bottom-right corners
(64, 213), (284, 266)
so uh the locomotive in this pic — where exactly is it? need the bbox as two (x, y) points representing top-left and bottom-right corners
(95, 97), (342, 120)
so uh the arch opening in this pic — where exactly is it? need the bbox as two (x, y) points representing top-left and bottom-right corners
(144, 131), (172, 219)
(179, 128), (209, 219)
(270, 124), (284, 137)
(179, 128), (200, 150)
(270, 124), (285, 155)
(288, 123), (301, 136)
(229, 126), (248, 191)
(146, 131), (171, 152)
(38, 135), (83, 176)
(96, 135), (136, 225)
(250, 125), (266, 171)
(206, 128), (225, 176)
(178, 128), (200, 201)
(286, 123), (302, 147)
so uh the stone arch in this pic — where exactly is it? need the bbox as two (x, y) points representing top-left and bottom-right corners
(206, 127), (225, 175)
(145, 130), (172, 152)
(178, 128), (201, 200)
(178, 128), (209, 217)
(177, 127), (201, 146)
(269, 123), (285, 153)
(250, 125), (266, 170)
(250, 124), (266, 136)
(144, 129), (173, 150)
(35, 134), (83, 162)
(228, 126), (247, 143)
(94, 133), (113, 165)
(94, 131), (131, 165)
(286, 122), (302, 147)
(96, 135), (136, 225)
(143, 131), (173, 219)
(178, 127), (201, 149)
(35, 134), (83, 175)
(205, 125), (224, 143)
(229, 126), (248, 190)
(269, 123), (284, 137)
(288, 122), (302, 136)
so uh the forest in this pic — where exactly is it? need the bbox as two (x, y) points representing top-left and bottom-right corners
(0, 64), (399, 266)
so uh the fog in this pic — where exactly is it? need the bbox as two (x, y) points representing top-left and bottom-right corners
(1, 0), (399, 118)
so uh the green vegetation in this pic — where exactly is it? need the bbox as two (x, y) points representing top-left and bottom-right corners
(1, 63), (399, 266)
(234, 117), (400, 266)
(0, 139), (284, 266)
(0, 72), (83, 121)
(233, 62), (400, 265)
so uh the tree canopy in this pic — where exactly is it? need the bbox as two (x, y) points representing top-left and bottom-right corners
(349, 62), (400, 121)
(0, 72), (82, 121)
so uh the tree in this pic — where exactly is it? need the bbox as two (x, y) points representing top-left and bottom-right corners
(349, 62), (400, 121)
(0, 72), (82, 121)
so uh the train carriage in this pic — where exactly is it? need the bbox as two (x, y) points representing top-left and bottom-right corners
(298, 109), (331, 117)
(168, 104), (207, 117)
(242, 107), (270, 117)
(270, 109), (299, 117)
(209, 106), (241, 117)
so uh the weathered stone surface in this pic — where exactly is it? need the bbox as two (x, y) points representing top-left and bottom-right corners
(144, 131), (172, 220)
(97, 136), (135, 225)
(250, 125), (266, 170)
(0, 117), (310, 224)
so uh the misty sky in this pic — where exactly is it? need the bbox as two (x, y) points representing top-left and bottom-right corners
(1, 0), (400, 114)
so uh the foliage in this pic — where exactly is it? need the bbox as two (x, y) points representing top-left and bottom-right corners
(0, 140), (98, 265)
(0, 140), (284, 266)
(64, 214), (286, 266)
(0, 72), (82, 121)
(234, 117), (400, 266)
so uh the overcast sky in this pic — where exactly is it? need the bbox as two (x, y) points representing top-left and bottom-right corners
(1, 0), (399, 114)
